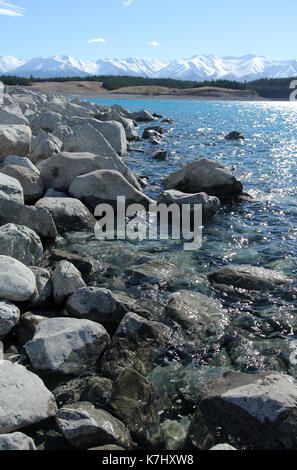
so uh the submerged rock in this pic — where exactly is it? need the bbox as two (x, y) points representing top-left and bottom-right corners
(25, 317), (110, 375)
(163, 158), (243, 199)
(188, 370), (297, 450)
(56, 403), (133, 450)
(125, 259), (180, 288)
(110, 369), (162, 446)
(208, 265), (292, 292)
(0, 361), (57, 433)
(158, 190), (220, 219)
(100, 312), (172, 380)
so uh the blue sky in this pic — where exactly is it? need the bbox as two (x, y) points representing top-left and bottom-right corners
(0, 0), (295, 60)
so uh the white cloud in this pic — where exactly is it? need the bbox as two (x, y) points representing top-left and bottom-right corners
(148, 41), (160, 47)
(88, 38), (106, 44)
(0, 1), (25, 16)
(123, 0), (133, 6)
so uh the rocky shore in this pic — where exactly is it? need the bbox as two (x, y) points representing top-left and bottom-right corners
(0, 86), (296, 451)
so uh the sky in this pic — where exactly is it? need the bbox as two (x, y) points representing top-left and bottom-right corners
(0, 0), (296, 61)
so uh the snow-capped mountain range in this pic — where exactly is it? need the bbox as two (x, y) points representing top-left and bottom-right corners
(1, 54), (297, 82)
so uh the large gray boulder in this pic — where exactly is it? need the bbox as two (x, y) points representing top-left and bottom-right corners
(208, 265), (292, 292)
(25, 317), (110, 375)
(64, 118), (127, 156)
(188, 371), (297, 450)
(0, 432), (36, 450)
(158, 190), (220, 219)
(97, 109), (139, 141)
(0, 172), (24, 203)
(66, 287), (138, 332)
(4, 155), (40, 175)
(0, 223), (43, 266)
(62, 123), (122, 158)
(69, 169), (154, 210)
(0, 102), (29, 125)
(38, 151), (140, 191)
(0, 164), (44, 203)
(36, 197), (96, 233)
(130, 110), (155, 122)
(30, 111), (62, 133)
(30, 130), (62, 163)
(52, 261), (86, 304)
(56, 403), (133, 450)
(0, 198), (58, 239)
(0, 255), (36, 302)
(163, 158), (243, 198)
(0, 361), (57, 433)
(0, 125), (31, 160)
(0, 300), (20, 339)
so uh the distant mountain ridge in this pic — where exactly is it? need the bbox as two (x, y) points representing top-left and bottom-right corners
(1, 54), (297, 82)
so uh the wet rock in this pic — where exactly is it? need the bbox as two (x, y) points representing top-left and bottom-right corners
(153, 113), (163, 119)
(0, 255), (36, 302)
(56, 403), (133, 450)
(131, 110), (155, 122)
(0, 361), (57, 433)
(162, 119), (174, 124)
(0, 223), (43, 266)
(225, 131), (244, 141)
(69, 169), (154, 210)
(0, 198), (58, 239)
(0, 432), (37, 450)
(188, 370), (297, 450)
(66, 287), (143, 333)
(163, 158), (243, 199)
(158, 190), (220, 219)
(89, 444), (125, 450)
(25, 317), (110, 375)
(28, 267), (53, 308)
(151, 150), (168, 161)
(36, 197), (96, 233)
(110, 369), (162, 446)
(100, 312), (172, 380)
(0, 164), (44, 203)
(52, 261), (86, 304)
(52, 376), (113, 408)
(0, 172), (24, 203)
(50, 249), (95, 278)
(208, 265), (292, 292)
(165, 290), (226, 339)
(161, 418), (190, 450)
(125, 259), (180, 288)
(0, 300), (20, 339)
(0, 124), (31, 159)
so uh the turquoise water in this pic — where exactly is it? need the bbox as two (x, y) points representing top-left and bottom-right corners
(64, 98), (297, 413)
